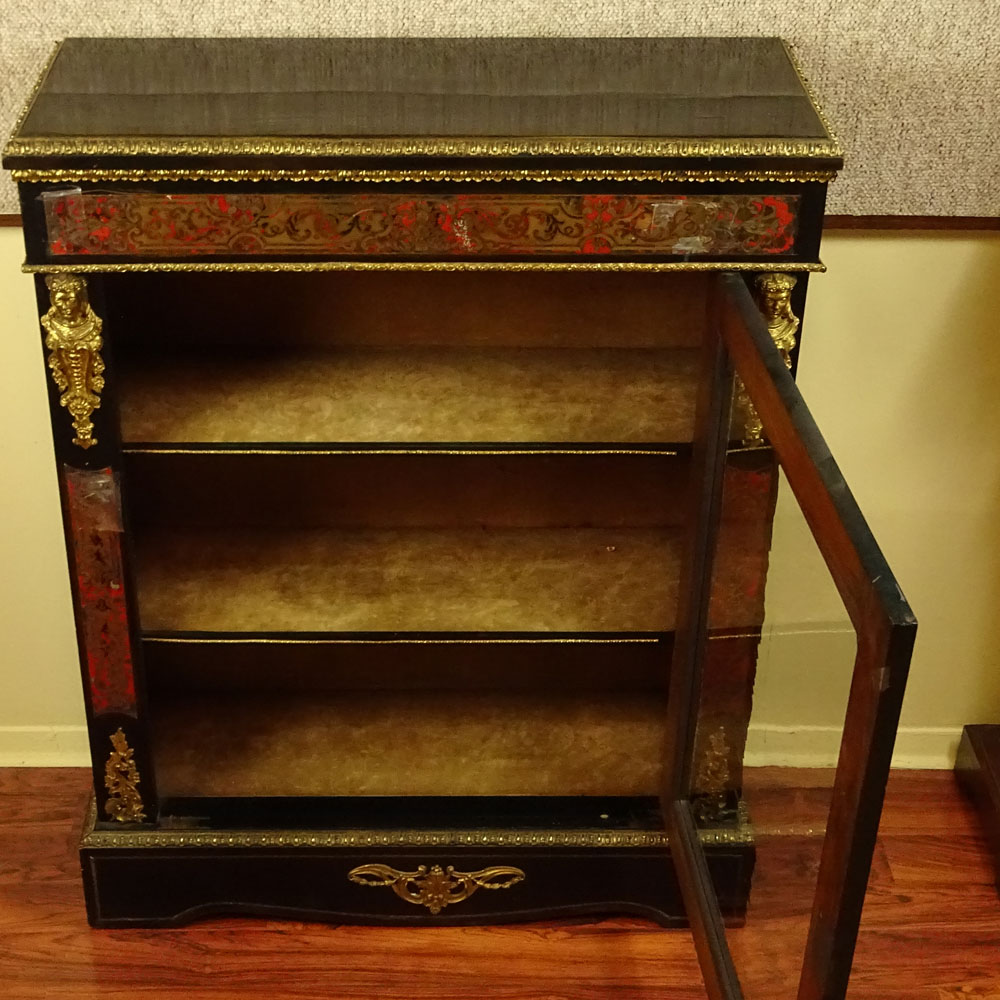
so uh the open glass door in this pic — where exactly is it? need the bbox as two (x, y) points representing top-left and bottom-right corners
(665, 273), (917, 1000)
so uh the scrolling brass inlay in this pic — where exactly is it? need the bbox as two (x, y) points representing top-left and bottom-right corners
(42, 191), (799, 259)
(103, 728), (145, 823)
(738, 271), (801, 446)
(348, 863), (525, 914)
(40, 273), (104, 449)
(79, 794), (754, 849)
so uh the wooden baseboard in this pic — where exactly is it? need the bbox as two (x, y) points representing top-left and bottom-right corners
(826, 215), (1000, 230)
(955, 724), (1000, 894)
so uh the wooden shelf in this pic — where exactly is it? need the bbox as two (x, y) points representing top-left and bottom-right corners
(134, 522), (767, 635)
(118, 347), (700, 445)
(151, 690), (668, 798)
(134, 526), (682, 633)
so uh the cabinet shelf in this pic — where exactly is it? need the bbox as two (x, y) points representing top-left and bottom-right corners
(118, 347), (700, 445)
(151, 690), (668, 798)
(133, 523), (767, 636)
(134, 526), (683, 634)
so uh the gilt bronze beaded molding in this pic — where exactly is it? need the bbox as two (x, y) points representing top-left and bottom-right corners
(5, 135), (841, 161)
(142, 636), (662, 645)
(781, 39), (841, 148)
(5, 40), (61, 142)
(11, 167), (838, 184)
(141, 634), (744, 645)
(25, 261), (826, 274)
(122, 447), (679, 456)
(80, 797), (755, 849)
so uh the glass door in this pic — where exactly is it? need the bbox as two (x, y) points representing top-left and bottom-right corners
(665, 273), (916, 1000)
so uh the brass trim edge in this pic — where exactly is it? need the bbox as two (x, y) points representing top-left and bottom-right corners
(24, 261), (826, 275)
(140, 634), (747, 645)
(4, 41), (62, 153)
(11, 166), (837, 184)
(79, 798), (754, 849)
(121, 447), (679, 456)
(140, 636), (662, 645)
(781, 40), (843, 154)
(6, 134), (841, 161)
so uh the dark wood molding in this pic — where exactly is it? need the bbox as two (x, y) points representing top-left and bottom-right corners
(826, 215), (1000, 231)
(0, 213), (22, 227)
(718, 274), (917, 1000)
(668, 800), (745, 1000)
(662, 299), (732, 803)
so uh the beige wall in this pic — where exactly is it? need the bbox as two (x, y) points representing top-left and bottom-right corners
(0, 227), (84, 764)
(1, 227), (999, 766)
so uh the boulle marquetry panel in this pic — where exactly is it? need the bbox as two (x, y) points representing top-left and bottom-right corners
(64, 466), (136, 717)
(4, 36), (855, 938)
(41, 190), (801, 258)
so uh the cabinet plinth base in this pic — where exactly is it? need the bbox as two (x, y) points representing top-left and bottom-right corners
(79, 809), (755, 929)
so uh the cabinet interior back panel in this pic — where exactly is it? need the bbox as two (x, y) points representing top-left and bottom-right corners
(151, 690), (669, 797)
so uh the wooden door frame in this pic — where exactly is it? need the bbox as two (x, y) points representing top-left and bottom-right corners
(665, 273), (916, 1000)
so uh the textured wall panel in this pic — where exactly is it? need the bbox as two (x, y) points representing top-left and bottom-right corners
(1, 0), (997, 218)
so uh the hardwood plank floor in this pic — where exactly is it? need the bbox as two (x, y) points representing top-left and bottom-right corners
(0, 768), (997, 1000)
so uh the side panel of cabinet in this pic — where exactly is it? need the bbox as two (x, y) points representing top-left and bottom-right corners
(80, 843), (753, 928)
(32, 270), (158, 823)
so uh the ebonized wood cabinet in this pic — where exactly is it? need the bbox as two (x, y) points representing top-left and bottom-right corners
(4, 37), (916, 1000)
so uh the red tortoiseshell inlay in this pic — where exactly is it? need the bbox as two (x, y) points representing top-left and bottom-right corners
(43, 191), (800, 258)
(64, 466), (137, 716)
(708, 455), (778, 630)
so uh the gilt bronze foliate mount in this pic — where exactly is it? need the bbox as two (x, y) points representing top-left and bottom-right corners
(348, 863), (525, 914)
(737, 272), (801, 447)
(40, 272), (105, 449)
(104, 728), (145, 824)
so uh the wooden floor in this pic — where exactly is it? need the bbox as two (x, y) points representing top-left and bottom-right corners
(2, 768), (998, 1000)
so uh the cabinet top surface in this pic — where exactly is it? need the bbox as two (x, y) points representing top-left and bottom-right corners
(4, 37), (839, 167)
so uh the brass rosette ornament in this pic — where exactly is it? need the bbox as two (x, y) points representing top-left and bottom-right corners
(348, 862), (525, 914)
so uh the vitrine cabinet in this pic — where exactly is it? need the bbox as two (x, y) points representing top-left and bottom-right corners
(4, 37), (915, 998)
